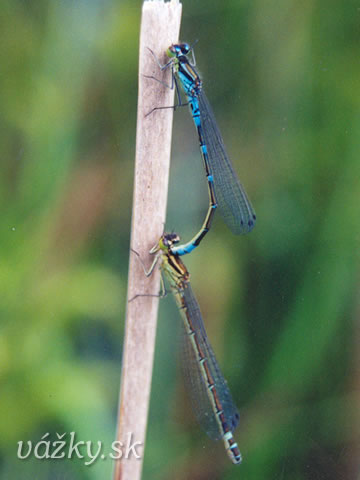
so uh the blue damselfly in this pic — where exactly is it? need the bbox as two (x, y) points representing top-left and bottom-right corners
(146, 43), (256, 256)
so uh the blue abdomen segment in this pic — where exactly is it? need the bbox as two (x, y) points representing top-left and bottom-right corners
(195, 89), (256, 234)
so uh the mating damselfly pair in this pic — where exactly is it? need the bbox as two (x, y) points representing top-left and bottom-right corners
(135, 41), (256, 464)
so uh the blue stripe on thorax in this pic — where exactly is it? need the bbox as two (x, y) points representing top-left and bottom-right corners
(178, 70), (195, 96)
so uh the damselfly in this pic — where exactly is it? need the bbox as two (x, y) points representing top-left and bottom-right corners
(146, 43), (256, 256)
(133, 233), (242, 464)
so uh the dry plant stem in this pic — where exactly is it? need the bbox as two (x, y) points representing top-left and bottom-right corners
(113, 2), (182, 480)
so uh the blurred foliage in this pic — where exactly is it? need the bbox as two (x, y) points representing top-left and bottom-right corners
(1, 0), (359, 479)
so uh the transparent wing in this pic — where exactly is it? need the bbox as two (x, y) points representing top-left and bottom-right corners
(198, 90), (256, 234)
(180, 283), (240, 440)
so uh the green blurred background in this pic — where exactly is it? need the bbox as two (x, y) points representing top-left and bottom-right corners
(1, 0), (359, 479)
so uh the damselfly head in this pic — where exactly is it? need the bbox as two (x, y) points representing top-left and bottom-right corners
(160, 232), (180, 249)
(179, 43), (191, 54)
(167, 43), (191, 58)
